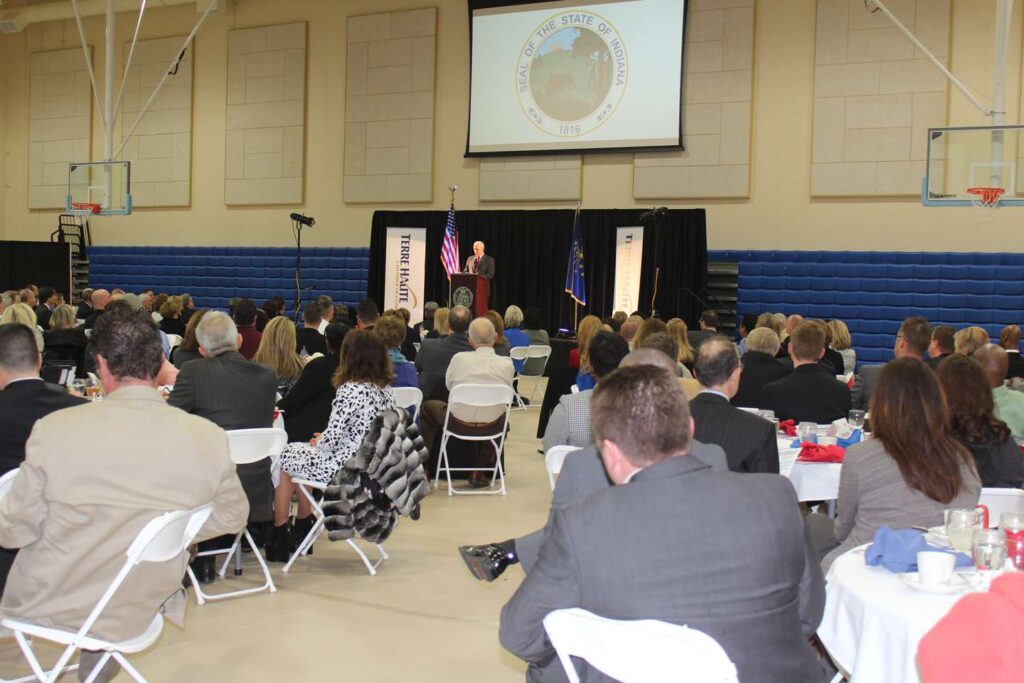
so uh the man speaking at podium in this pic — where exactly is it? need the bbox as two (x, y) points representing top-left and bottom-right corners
(465, 241), (495, 279)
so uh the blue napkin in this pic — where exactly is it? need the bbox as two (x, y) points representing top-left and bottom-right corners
(790, 429), (862, 449)
(864, 525), (972, 572)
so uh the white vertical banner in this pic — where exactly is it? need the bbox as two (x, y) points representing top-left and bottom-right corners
(613, 226), (644, 314)
(383, 227), (427, 324)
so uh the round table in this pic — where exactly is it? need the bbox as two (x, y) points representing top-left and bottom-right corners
(817, 547), (970, 683)
(778, 437), (842, 503)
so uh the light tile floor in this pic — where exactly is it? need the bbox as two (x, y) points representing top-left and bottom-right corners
(0, 399), (550, 681)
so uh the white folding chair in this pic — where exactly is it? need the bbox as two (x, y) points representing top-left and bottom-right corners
(2, 505), (214, 683)
(0, 468), (20, 499)
(393, 386), (423, 420)
(281, 479), (389, 575)
(978, 487), (1024, 527)
(543, 608), (739, 683)
(544, 446), (579, 491)
(516, 345), (552, 408)
(186, 428), (286, 605)
(509, 347), (530, 409)
(435, 383), (515, 496)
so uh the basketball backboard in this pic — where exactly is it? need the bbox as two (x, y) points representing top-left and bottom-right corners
(66, 160), (132, 215)
(923, 125), (1024, 207)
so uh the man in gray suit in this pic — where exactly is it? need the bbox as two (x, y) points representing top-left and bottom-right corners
(414, 305), (473, 401)
(499, 364), (826, 683)
(851, 316), (931, 409)
(465, 241), (495, 279)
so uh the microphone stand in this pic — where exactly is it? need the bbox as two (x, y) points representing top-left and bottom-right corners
(292, 218), (306, 318)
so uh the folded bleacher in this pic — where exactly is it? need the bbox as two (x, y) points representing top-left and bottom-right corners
(88, 246), (369, 311)
(709, 251), (1024, 368)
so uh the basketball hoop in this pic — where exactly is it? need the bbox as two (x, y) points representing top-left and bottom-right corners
(966, 187), (1004, 222)
(68, 202), (101, 217)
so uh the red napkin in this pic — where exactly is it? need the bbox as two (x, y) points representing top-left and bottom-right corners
(797, 443), (845, 463)
(779, 419), (797, 436)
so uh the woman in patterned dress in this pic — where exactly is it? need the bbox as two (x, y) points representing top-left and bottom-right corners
(267, 330), (396, 562)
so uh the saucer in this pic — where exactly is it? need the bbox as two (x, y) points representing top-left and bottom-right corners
(898, 573), (969, 595)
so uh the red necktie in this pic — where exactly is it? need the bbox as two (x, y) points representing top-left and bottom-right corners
(474, 257), (480, 272)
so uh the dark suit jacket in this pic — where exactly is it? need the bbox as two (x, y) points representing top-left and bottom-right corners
(850, 363), (882, 410)
(167, 350), (278, 522)
(733, 351), (791, 408)
(1007, 351), (1024, 380)
(34, 305), (52, 330)
(927, 353), (952, 370)
(501, 455), (826, 683)
(761, 363), (851, 424)
(295, 326), (327, 357)
(690, 392), (779, 474)
(75, 302), (92, 320)
(415, 332), (473, 401)
(277, 352), (339, 442)
(821, 347), (846, 375)
(465, 253), (495, 279)
(0, 378), (87, 476)
(402, 325), (419, 362)
(687, 329), (715, 351)
(43, 328), (88, 376)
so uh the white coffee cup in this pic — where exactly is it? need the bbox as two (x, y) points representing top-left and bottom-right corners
(917, 551), (955, 586)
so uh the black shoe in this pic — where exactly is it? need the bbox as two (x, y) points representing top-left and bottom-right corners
(265, 522), (293, 564)
(189, 556), (216, 585)
(458, 543), (517, 582)
(467, 472), (490, 489)
(292, 515), (315, 555)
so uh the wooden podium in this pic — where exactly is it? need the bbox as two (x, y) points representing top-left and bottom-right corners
(450, 273), (490, 317)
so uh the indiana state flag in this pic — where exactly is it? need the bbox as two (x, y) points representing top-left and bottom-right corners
(564, 208), (587, 306)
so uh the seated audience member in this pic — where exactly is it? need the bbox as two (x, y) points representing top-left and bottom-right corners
(611, 310), (627, 328)
(278, 323), (349, 443)
(937, 354), (1024, 488)
(686, 309), (718, 350)
(809, 319), (847, 375)
(416, 301), (438, 338)
(33, 286), (57, 329)
(813, 358), (980, 569)
(484, 309), (512, 357)
(691, 337), (780, 474)
(0, 324), (88, 592)
(254, 316), (307, 397)
(416, 305), (472, 401)
(272, 331), (395, 561)
(666, 317), (696, 371)
(334, 304), (350, 324)
(976, 344), (1024, 439)
(828, 319), (856, 374)
(296, 303), (329, 357)
(419, 317), (514, 488)
(567, 315), (601, 370)
(356, 299), (380, 330)
(499, 364), (826, 683)
(543, 331), (629, 452)
(179, 293), (195, 323)
(0, 303), (43, 352)
(0, 307), (247, 678)
(1000, 324), (1024, 379)
(955, 326), (990, 356)
(75, 288), (94, 320)
(632, 317), (668, 352)
(503, 305), (530, 372)
(851, 316), (930, 410)
(927, 325), (956, 369)
(393, 307), (419, 361)
(168, 311), (277, 575)
(171, 309), (207, 369)
(761, 321), (851, 424)
(425, 306), (449, 340)
(918, 573), (1024, 683)
(158, 296), (186, 337)
(316, 295), (334, 334)
(43, 304), (87, 370)
(735, 313), (757, 356)
(639, 332), (702, 398)
(520, 307), (550, 347)
(261, 298), (281, 322)
(232, 298), (262, 360)
(17, 289), (36, 309)
(149, 294), (168, 324)
(619, 319), (640, 347)
(732, 327), (791, 409)
(83, 289), (110, 330)
(777, 313), (803, 358)
(375, 313), (418, 388)
(254, 308), (269, 333)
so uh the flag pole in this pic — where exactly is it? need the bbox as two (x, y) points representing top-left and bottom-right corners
(573, 201), (581, 331)
(447, 184), (458, 308)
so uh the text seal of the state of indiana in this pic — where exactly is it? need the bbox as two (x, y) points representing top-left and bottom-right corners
(453, 286), (474, 309)
(515, 11), (628, 138)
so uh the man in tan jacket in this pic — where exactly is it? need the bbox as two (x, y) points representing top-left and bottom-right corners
(0, 307), (248, 653)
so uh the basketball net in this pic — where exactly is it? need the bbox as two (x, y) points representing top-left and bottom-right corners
(966, 187), (1004, 223)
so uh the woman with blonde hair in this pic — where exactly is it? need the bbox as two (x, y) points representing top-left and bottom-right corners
(47, 304), (77, 331)
(425, 307), (449, 340)
(484, 310), (511, 356)
(828, 319), (856, 374)
(1, 302), (43, 351)
(571, 315), (604, 390)
(503, 305), (530, 371)
(159, 295), (185, 337)
(955, 326), (990, 356)
(254, 316), (307, 397)
(43, 304), (87, 370)
(666, 318), (697, 371)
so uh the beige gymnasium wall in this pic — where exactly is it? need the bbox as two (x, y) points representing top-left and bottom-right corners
(1, 0), (1023, 252)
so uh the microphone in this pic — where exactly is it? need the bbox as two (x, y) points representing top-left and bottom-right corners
(639, 206), (667, 222)
(290, 213), (315, 227)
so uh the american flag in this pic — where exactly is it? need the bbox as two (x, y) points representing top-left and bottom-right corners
(441, 202), (460, 279)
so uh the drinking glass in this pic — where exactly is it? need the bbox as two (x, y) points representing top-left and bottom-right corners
(85, 378), (104, 401)
(972, 528), (1006, 571)
(946, 509), (982, 552)
(1000, 512), (1024, 570)
(796, 422), (817, 445)
(70, 379), (86, 396)
(847, 409), (866, 430)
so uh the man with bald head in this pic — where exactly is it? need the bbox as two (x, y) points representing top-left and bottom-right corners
(778, 314), (805, 357)
(465, 241), (495, 279)
(976, 344), (1024, 439)
(83, 289), (111, 330)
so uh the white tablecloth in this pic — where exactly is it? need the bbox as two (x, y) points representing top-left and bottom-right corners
(778, 437), (842, 502)
(818, 548), (968, 683)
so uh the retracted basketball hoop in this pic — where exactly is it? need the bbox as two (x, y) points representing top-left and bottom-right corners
(68, 202), (102, 216)
(966, 186), (1004, 222)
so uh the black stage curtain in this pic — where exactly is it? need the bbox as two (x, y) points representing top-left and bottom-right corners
(368, 209), (707, 333)
(0, 241), (70, 296)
